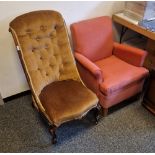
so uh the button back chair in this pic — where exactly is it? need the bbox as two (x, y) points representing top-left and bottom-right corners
(9, 10), (99, 144)
(70, 16), (149, 116)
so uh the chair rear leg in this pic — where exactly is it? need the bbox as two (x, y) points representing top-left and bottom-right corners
(103, 108), (108, 117)
(31, 102), (35, 108)
(49, 125), (57, 144)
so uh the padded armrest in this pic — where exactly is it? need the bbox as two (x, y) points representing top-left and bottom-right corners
(75, 52), (103, 83)
(113, 42), (147, 67)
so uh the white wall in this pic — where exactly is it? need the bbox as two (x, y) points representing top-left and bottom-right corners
(0, 1), (124, 98)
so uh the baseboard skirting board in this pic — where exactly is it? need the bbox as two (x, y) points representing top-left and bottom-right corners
(3, 90), (31, 102)
(2, 90), (141, 104)
(0, 93), (4, 105)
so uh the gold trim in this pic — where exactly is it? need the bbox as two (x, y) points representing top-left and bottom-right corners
(63, 20), (86, 86)
(9, 27), (45, 112)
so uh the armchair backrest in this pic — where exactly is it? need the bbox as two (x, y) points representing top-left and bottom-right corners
(9, 10), (80, 96)
(71, 16), (114, 61)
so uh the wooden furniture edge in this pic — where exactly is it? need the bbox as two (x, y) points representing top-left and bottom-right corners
(112, 14), (155, 41)
(143, 99), (155, 115)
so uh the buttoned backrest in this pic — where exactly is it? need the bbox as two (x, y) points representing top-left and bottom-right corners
(70, 16), (114, 62)
(9, 10), (79, 96)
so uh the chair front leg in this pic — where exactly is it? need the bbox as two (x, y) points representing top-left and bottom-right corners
(102, 108), (108, 117)
(49, 125), (57, 144)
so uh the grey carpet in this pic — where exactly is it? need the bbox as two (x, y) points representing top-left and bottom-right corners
(0, 95), (155, 153)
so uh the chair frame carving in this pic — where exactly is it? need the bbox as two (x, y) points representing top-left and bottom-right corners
(9, 11), (101, 144)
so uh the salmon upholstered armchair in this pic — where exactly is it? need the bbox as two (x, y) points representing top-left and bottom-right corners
(9, 10), (99, 144)
(70, 16), (149, 116)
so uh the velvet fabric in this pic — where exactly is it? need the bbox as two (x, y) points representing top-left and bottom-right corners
(9, 10), (98, 127)
(9, 10), (80, 96)
(70, 16), (149, 110)
(39, 80), (98, 126)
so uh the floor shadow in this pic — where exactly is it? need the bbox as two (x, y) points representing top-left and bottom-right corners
(38, 109), (97, 146)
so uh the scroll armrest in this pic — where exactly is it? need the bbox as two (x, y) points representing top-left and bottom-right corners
(75, 52), (103, 83)
(113, 42), (148, 67)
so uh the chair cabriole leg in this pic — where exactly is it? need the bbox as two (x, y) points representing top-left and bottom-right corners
(49, 125), (57, 144)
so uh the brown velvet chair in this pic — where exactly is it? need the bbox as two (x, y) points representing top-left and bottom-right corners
(9, 10), (99, 144)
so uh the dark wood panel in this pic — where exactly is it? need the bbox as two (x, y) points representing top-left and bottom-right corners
(143, 69), (155, 115)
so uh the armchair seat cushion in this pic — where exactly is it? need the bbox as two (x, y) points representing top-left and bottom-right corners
(39, 80), (98, 126)
(95, 55), (149, 96)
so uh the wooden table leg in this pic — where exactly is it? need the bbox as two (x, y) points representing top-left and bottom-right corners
(144, 38), (155, 69)
(146, 39), (155, 54)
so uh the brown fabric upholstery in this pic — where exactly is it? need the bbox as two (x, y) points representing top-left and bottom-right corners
(9, 10), (80, 96)
(9, 10), (98, 127)
(39, 80), (98, 126)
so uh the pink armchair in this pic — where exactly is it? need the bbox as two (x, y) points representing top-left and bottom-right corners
(70, 16), (149, 116)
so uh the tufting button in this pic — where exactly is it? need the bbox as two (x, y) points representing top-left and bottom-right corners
(32, 48), (36, 52)
(54, 25), (57, 29)
(26, 29), (31, 33)
(40, 25), (47, 31)
(49, 33), (55, 39)
(50, 64), (54, 68)
(45, 44), (49, 49)
(36, 36), (40, 41)
(55, 24), (63, 31)
(59, 69), (63, 74)
(40, 25), (44, 30)
(54, 53), (57, 56)
(64, 61), (70, 65)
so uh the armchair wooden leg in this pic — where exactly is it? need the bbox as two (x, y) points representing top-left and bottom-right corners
(141, 74), (150, 99)
(49, 125), (57, 144)
(103, 108), (108, 117)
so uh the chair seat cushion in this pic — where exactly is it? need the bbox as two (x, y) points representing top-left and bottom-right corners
(95, 55), (149, 96)
(39, 80), (98, 126)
